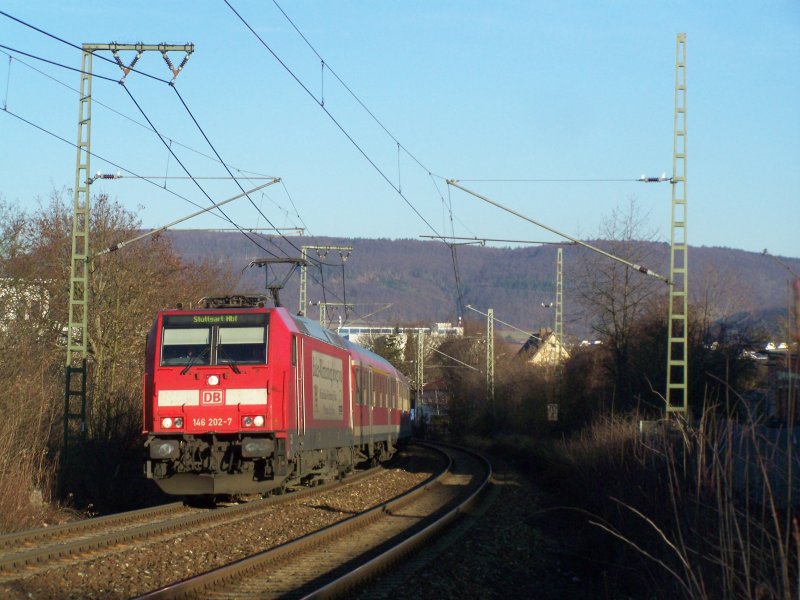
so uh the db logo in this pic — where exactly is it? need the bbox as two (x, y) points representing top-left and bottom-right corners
(201, 390), (225, 405)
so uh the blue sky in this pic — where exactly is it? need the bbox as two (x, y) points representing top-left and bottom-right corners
(1, 1), (798, 258)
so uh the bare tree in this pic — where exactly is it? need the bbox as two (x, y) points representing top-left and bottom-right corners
(0, 190), (238, 523)
(575, 198), (664, 408)
(357, 328), (408, 374)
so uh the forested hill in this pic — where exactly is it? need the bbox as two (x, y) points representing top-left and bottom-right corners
(166, 231), (799, 340)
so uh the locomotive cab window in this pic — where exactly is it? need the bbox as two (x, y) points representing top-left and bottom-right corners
(161, 328), (211, 366)
(160, 313), (268, 367)
(218, 326), (266, 365)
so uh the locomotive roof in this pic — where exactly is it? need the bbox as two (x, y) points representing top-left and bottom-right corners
(287, 311), (348, 350)
(284, 311), (403, 377)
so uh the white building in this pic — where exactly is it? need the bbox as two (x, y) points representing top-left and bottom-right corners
(337, 322), (463, 348)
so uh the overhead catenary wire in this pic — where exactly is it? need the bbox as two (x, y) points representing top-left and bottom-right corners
(465, 304), (542, 342)
(0, 47), (277, 178)
(0, 10), (173, 85)
(169, 85), (350, 316)
(93, 181), (280, 258)
(428, 345), (481, 373)
(1, 18), (355, 315)
(91, 175), (279, 181)
(0, 11), (314, 268)
(268, 0), (446, 181)
(448, 180), (669, 283)
(3, 6), (460, 315)
(8, 24), (299, 263)
(1, 106), (238, 220)
(227, 0), (470, 320)
(118, 82), (284, 261)
(169, 85), (321, 267)
(455, 178), (640, 182)
(419, 235), (576, 245)
(0, 108), (285, 283)
(224, 0), (445, 243)
(11, 29), (274, 258)
(0, 42), (120, 84)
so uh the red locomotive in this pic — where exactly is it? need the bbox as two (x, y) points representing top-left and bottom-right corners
(143, 296), (411, 495)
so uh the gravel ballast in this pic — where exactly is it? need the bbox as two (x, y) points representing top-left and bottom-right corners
(0, 447), (440, 600)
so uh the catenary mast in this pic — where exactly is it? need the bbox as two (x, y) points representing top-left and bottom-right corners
(666, 33), (688, 413)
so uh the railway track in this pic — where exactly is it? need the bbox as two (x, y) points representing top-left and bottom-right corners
(135, 442), (490, 600)
(0, 501), (191, 575)
(0, 444), (444, 599)
(0, 463), (386, 582)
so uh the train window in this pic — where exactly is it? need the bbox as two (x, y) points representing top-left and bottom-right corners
(356, 367), (363, 405)
(218, 326), (266, 365)
(161, 328), (211, 366)
(368, 371), (373, 407)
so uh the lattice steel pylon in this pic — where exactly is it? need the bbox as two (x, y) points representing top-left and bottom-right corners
(298, 245), (353, 316)
(666, 33), (688, 412)
(63, 49), (94, 462)
(415, 329), (425, 416)
(486, 308), (495, 413)
(554, 247), (564, 377)
(63, 43), (193, 470)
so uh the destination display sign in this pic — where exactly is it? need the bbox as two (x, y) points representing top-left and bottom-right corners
(163, 313), (268, 327)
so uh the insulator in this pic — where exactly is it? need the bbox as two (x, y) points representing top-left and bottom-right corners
(161, 51), (175, 69)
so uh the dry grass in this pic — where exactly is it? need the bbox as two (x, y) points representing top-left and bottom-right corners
(471, 384), (798, 599)
(0, 384), (61, 532)
(554, 403), (799, 599)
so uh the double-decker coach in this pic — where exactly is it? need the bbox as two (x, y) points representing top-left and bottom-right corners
(143, 296), (410, 496)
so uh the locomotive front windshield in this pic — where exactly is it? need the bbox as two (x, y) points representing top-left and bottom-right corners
(160, 313), (268, 367)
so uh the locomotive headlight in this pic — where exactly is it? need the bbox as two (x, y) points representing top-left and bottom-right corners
(161, 417), (173, 429)
(253, 415), (265, 427)
(149, 440), (179, 459)
(207, 375), (220, 386)
(174, 417), (184, 428)
(243, 416), (253, 427)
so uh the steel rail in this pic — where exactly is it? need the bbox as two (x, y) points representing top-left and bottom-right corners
(135, 442), (489, 599)
(0, 502), (185, 550)
(301, 441), (492, 599)
(0, 466), (383, 574)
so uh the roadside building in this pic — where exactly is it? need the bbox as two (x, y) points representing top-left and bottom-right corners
(518, 327), (570, 368)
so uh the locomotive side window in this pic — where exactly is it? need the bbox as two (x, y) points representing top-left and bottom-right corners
(161, 328), (211, 366)
(218, 326), (266, 365)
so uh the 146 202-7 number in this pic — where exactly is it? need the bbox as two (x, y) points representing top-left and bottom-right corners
(192, 417), (233, 427)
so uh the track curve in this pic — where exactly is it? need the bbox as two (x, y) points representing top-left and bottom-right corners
(135, 442), (491, 599)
